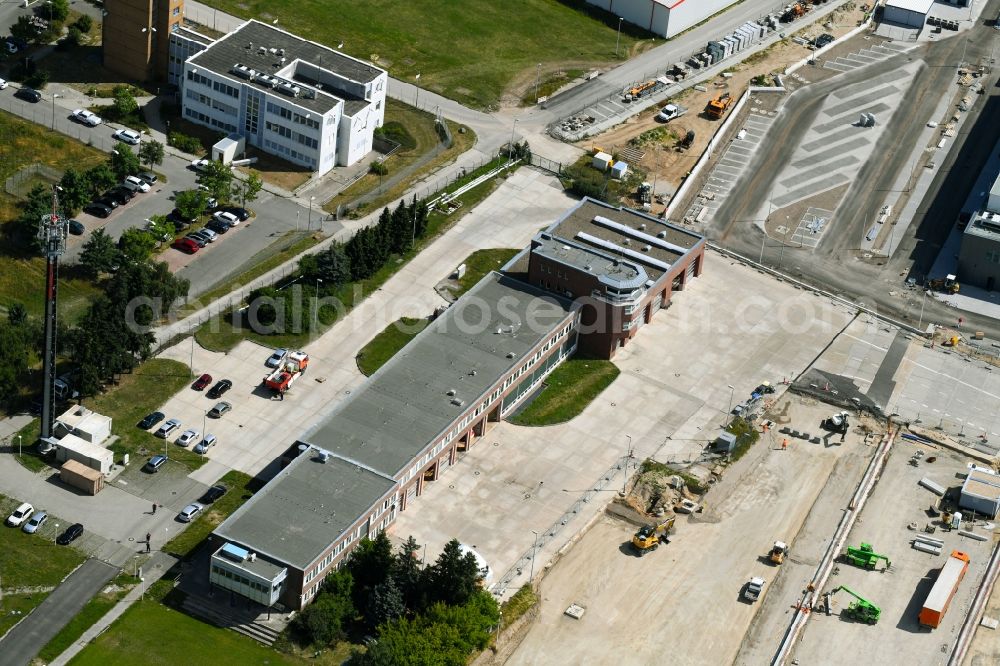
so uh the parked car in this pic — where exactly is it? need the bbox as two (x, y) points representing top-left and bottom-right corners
(94, 196), (120, 210)
(205, 219), (231, 234)
(190, 158), (211, 172)
(71, 109), (102, 126)
(172, 238), (200, 254)
(814, 33), (835, 49)
(176, 429), (200, 447)
(23, 510), (47, 534)
(213, 211), (239, 227)
(138, 411), (165, 429)
(192, 373), (212, 390)
(224, 206), (251, 222)
(178, 503), (204, 523)
(266, 348), (288, 368)
(67, 219), (86, 236)
(56, 523), (84, 545)
(208, 401), (232, 418)
(137, 171), (158, 185)
(199, 484), (227, 504)
(6, 502), (33, 527)
(143, 454), (167, 473)
(155, 418), (181, 438)
(0, 77), (7, 89)
(183, 234), (208, 248)
(207, 379), (232, 399)
(15, 87), (41, 103)
(83, 202), (112, 218)
(168, 208), (196, 226)
(197, 227), (217, 242)
(123, 175), (151, 193)
(204, 196), (219, 212)
(193, 434), (217, 454)
(104, 188), (133, 205)
(112, 128), (141, 145)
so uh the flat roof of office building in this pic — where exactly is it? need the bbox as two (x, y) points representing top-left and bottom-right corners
(213, 448), (396, 570)
(299, 273), (576, 477)
(964, 210), (1000, 242)
(543, 198), (703, 282)
(189, 20), (383, 115)
(171, 26), (215, 46)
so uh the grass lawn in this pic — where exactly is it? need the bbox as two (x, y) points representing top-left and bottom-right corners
(163, 471), (258, 558)
(355, 317), (429, 376)
(0, 259), (101, 324)
(452, 248), (520, 299)
(16, 359), (205, 473)
(195, 172), (505, 353)
(36, 578), (133, 663)
(0, 497), (87, 635)
(68, 601), (301, 666)
(326, 102), (475, 215)
(509, 358), (620, 426)
(203, 0), (652, 109)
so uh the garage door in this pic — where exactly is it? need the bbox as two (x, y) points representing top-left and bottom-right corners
(405, 483), (418, 506)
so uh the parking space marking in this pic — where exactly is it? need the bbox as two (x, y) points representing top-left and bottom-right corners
(822, 85), (900, 117)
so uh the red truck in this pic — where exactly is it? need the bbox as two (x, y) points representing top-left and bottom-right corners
(262, 351), (309, 394)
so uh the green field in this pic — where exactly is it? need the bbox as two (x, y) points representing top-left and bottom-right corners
(453, 248), (520, 298)
(163, 470), (257, 558)
(68, 601), (301, 666)
(204, 0), (651, 108)
(355, 317), (429, 376)
(36, 577), (133, 663)
(16, 358), (205, 473)
(509, 358), (619, 426)
(0, 495), (87, 635)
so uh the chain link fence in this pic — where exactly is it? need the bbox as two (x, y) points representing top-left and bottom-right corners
(4, 163), (63, 198)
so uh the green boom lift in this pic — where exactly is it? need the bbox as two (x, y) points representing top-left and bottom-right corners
(842, 543), (891, 571)
(826, 586), (881, 624)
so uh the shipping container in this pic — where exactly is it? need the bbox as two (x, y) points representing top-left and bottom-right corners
(919, 550), (970, 628)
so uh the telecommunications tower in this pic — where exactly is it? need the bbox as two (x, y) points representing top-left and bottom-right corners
(38, 186), (67, 441)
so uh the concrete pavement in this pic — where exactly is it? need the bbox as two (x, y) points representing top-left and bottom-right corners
(0, 558), (117, 666)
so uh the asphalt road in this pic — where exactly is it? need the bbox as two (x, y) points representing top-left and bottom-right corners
(0, 558), (117, 666)
(710, 11), (1000, 338)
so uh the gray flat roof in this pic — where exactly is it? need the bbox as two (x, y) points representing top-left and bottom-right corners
(533, 235), (649, 290)
(300, 273), (576, 477)
(171, 27), (214, 47)
(213, 449), (396, 570)
(189, 20), (382, 115)
(964, 210), (1000, 242)
(547, 199), (703, 281)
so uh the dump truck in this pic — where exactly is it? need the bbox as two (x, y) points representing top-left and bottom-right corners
(631, 516), (676, 555)
(827, 586), (881, 624)
(769, 541), (788, 564)
(928, 274), (959, 294)
(704, 92), (733, 120)
(262, 350), (310, 394)
(744, 577), (765, 602)
(842, 543), (891, 571)
(919, 550), (970, 628)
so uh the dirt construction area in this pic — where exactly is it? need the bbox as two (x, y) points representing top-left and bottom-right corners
(507, 396), (876, 666)
(575, 3), (869, 215)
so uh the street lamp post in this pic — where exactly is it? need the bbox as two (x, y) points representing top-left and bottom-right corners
(51, 94), (61, 130)
(508, 119), (518, 163)
(622, 434), (633, 493)
(726, 384), (735, 425)
(16, 435), (22, 457)
(308, 196), (315, 229)
(615, 17), (624, 58)
(917, 288), (927, 331)
(534, 63), (541, 103)
(529, 530), (539, 581)
(414, 73), (421, 108)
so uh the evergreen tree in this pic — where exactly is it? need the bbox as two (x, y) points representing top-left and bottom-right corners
(427, 539), (482, 607)
(393, 536), (426, 613)
(346, 532), (396, 610)
(366, 577), (405, 631)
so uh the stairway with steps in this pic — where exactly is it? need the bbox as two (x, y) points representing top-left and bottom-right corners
(181, 595), (282, 646)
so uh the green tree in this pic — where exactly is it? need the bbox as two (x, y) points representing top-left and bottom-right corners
(7, 303), (27, 327)
(365, 577), (405, 631)
(288, 568), (354, 647)
(111, 85), (138, 119)
(299, 243), (351, 288)
(14, 184), (53, 251)
(109, 145), (141, 181)
(0, 323), (32, 406)
(146, 214), (172, 241)
(10, 16), (41, 45)
(393, 536), (426, 613)
(233, 170), (263, 207)
(117, 228), (158, 262)
(174, 189), (208, 221)
(49, 0), (70, 22)
(78, 228), (120, 278)
(75, 14), (93, 33)
(138, 140), (165, 169)
(346, 531), (396, 611)
(64, 26), (82, 47)
(59, 167), (91, 213)
(85, 163), (117, 196)
(427, 539), (482, 607)
(198, 160), (234, 203)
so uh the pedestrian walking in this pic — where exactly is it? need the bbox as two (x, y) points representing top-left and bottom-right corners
(152, 502), (157, 514)
(146, 532), (151, 543)
(146, 540), (151, 553)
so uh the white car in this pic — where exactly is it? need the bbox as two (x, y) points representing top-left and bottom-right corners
(6, 502), (34, 527)
(191, 158), (212, 172)
(71, 109), (102, 126)
(0, 78), (8, 90)
(177, 503), (204, 523)
(213, 210), (239, 227)
(113, 128), (141, 145)
(176, 429), (200, 447)
(123, 175), (151, 193)
(657, 104), (681, 122)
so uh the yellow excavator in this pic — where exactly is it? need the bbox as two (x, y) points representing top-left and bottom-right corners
(769, 541), (789, 564)
(631, 517), (676, 556)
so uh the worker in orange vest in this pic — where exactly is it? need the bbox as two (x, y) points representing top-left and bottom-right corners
(782, 438), (788, 451)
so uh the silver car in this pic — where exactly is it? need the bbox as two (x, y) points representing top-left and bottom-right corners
(177, 503), (204, 523)
(193, 434), (217, 455)
(23, 510), (47, 534)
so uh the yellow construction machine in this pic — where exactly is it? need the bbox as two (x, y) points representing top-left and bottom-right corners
(631, 516), (676, 556)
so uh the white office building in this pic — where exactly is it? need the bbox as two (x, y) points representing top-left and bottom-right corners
(585, 0), (739, 39)
(180, 20), (388, 174)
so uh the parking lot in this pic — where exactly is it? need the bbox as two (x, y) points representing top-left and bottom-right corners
(388, 257), (858, 606)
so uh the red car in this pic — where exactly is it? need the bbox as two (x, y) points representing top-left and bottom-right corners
(172, 238), (200, 254)
(192, 373), (212, 390)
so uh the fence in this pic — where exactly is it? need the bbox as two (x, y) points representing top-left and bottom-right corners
(529, 153), (562, 176)
(4, 163), (64, 198)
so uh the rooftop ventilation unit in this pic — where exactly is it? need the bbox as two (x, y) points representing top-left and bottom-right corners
(257, 75), (276, 87)
(657, 230), (667, 239)
(450, 398), (465, 407)
(269, 47), (278, 55)
(506, 352), (516, 359)
(302, 88), (316, 99)
(639, 223), (646, 230)
(315, 449), (330, 463)
(469, 369), (477, 376)
(593, 215), (688, 254)
(230, 64), (255, 80)
(258, 46), (267, 54)
(446, 389), (457, 396)
(276, 82), (301, 97)
(279, 57), (286, 65)
(278, 48), (285, 56)
(247, 42), (253, 50)
(642, 245), (652, 252)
